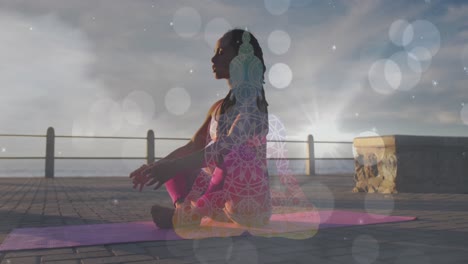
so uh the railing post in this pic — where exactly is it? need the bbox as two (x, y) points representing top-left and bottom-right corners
(45, 127), (55, 178)
(147, 130), (155, 164)
(307, 134), (315, 176)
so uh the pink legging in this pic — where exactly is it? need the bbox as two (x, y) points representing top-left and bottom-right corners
(164, 143), (272, 225)
(164, 167), (224, 207)
(165, 168), (272, 227)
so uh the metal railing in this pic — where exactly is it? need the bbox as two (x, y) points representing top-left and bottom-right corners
(0, 127), (354, 178)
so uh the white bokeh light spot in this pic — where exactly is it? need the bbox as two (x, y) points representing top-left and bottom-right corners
(352, 235), (380, 264)
(267, 30), (291, 55)
(173, 7), (201, 38)
(123, 91), (155, 126)
(165, 87), (191, 116)
(408, 47), (432, 73)
(462, 45), (468, 70)
(353, 131), (386, 166)
(364, 193), (395, 219)
(395, 249), (431, 264)
(389, 19), (413, 47)
(204, 17), (232, 50)
(268, 63), (292, 89)
(194, 237), (233, 264)
(308, 182), (335, 223)
(389, 51), (421, 91)
(72, 115), (97, 151)
(89, 98), (123, 134)
(460, 105), (468, 125)
(228, 239), (258, 264)
(368, 59), (397, 95)
(384, 59), (402, 90)
(120, 139), (144, 172)
(404, 20), (441, 56)
(264, 0), (291, 15)
(122, 100), (143, 126)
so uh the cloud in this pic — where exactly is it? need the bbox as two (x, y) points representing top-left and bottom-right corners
(1, 0), (467, 146)
(440, 4), (468, 24)
(0, 11), (110, 134)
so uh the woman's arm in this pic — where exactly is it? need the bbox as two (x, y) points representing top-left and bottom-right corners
(142, 100), (223, 189)
(170, 108), (269, 172)
(156, 99), (223, 162)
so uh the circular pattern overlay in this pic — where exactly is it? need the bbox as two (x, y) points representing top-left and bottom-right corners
(227, 239), (258, 263)
(266, 114), (287, 159)
(394, 249), (431, 264)
(264, 0), (291, 15)
(173, 7), (202, 38)
(353, 131), (385, 166)
(407, 46), (432, 73)
(194, 237), (233, 264)
(267, 30), (291, 55)
(364, 193), (395, 219)
(120, 139), (144, 171)
(384, 59), (402, 90)
(461, 105), (468, 125)
(268, 63), (292, 89)
(389, 51), (421, 91)
(88, 98), (123, 134)
(352, 235), (380, 264)
(122, 90), (155, 126)
(205, 17), (232, 50)
(307, 182), (335, 223)
(462, 44), (468, 69)
(165, 87), (191, 116)
(389, 19), (413, 47)
(368, 59), (399, 95)
(404, 20), (441, 56)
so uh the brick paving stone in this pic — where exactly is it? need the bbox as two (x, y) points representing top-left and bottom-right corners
(1, 256), (39, 264)
(75, 246), (109, 253)
(5, 249), (75, 258)
(41, 251), (112, 262)
(137, 242), (166, 248)
(42, 260), (81, 264)
(0, 176), (467, 263)
(80, 254), (155, 264)
(109, 244), (146, 256)
(124, 261), (159, 264)
(329, 254), (390, 264)
(132, 259), (189, 264)
(144, 247), (171, 259)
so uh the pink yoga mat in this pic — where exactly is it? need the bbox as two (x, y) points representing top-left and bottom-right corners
(0, 210), (415, 252)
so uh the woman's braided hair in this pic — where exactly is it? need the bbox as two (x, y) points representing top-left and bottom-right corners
(219, 29), (269, 116)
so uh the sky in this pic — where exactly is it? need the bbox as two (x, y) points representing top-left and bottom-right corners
(0, 0), (467, 158)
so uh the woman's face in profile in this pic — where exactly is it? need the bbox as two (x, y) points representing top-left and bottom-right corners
(211, 36), (236, 80)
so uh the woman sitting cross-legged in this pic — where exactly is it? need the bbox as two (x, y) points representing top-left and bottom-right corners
(130, 29), (272, 233)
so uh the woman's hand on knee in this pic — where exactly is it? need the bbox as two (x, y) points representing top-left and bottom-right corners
(130, 164), (151, 191)
(144, 159), (178, 190)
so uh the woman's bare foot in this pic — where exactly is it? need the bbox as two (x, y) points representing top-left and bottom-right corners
(150, 204), (175, 229)
(173, 202), (202, 229)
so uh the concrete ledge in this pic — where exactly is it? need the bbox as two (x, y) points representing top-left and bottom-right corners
(353, 135), (468, 194)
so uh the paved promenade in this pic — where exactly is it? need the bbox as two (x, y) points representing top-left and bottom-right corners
(0, 175), (467, 264)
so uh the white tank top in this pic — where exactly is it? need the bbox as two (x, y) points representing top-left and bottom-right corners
(203, 103), (221, 173)
(209, 103), (221, 142)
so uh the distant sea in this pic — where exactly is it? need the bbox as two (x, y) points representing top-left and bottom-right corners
(0, 159), (354, 177)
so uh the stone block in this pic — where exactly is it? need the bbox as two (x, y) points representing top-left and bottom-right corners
(353, 135), (468, 193)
